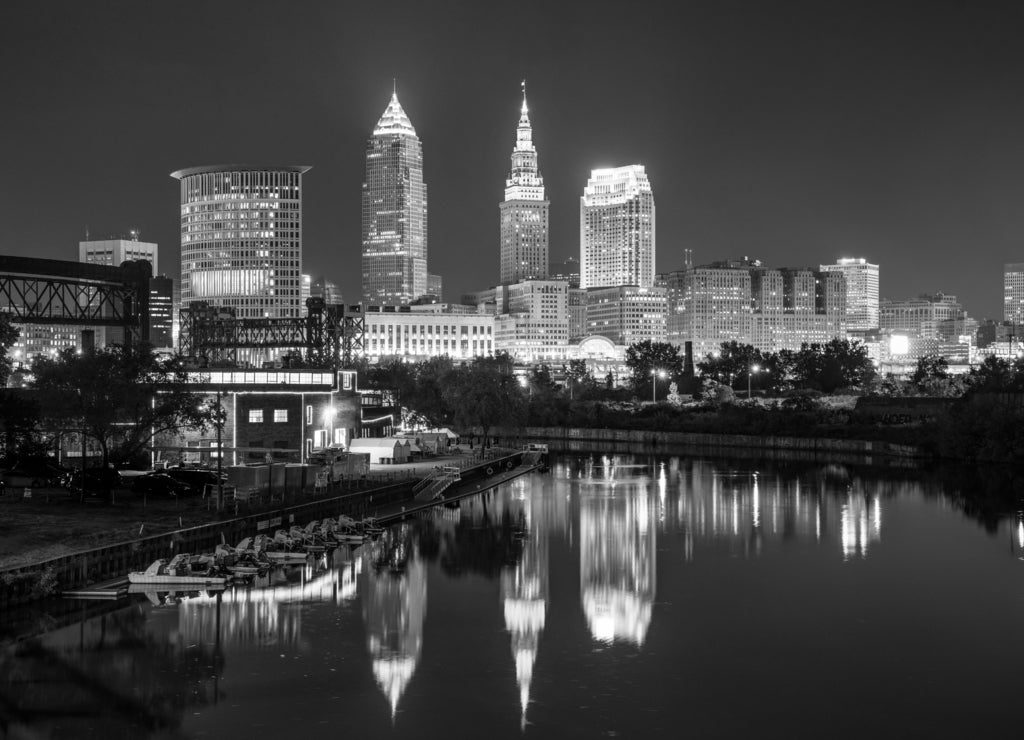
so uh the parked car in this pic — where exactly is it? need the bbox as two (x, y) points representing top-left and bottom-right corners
(131, 472), (191, 497)
(0, 456), (73, 489)
(164, 467), (227, 495)
(66, 467), (125, 494)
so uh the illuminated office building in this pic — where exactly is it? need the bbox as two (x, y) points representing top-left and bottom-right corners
(1004, 263), (1024, 323)
(171, 164), (308, 320)
(662, 260), (846, 359)
(820, 258), (879, 330)
(361, 90), (429, 305)
(500, 83), (549, 284)
(580, 166), (655, 289)
(79, 235), (158, 275)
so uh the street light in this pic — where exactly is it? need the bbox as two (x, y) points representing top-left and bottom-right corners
(650, 368), (667, 402)
(748, 364), (769, 398)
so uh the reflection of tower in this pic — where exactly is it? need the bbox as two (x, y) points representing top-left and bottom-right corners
(502, 491), (549, 729)
(579, 463), (657, 646)
(362, 535), (428, 720)
(840, 490), (882, 560)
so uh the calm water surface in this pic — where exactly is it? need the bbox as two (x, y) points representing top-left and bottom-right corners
(4, 452), (1024, 739)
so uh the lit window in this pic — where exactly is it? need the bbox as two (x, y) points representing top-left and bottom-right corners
(249, 409), (263, 423)
(274, 409), (288, 423)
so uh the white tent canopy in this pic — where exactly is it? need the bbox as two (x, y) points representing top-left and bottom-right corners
(349, 437), (411, 464)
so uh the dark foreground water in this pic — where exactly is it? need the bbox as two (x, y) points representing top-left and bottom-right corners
(4, 452), (1024, 739)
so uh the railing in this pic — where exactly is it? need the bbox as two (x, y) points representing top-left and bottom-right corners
(413, 466), (461, 502)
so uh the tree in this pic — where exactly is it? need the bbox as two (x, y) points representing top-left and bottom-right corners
(564, 359), (595, 400)
(697, 342), (760, 387)
(791, 339), (875, 392)
(30, 346), (213, 472)
(967, 355), (1024, 393)
(443, 356), (524, 446)
(625, 340), (685, 394)
(0, 313), (19, 387)
(912, 355), (948, 387)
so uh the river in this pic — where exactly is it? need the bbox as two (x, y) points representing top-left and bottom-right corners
(2, 451), (1023, 739)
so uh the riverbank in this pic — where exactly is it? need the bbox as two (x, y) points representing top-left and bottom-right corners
(0, 448), (528, 606)
(496, 425), (923, 460)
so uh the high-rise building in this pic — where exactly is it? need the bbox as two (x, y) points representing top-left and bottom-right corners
(820, 258), (879, 330)
(661, 260), (846, 359)
(549, 256), (580, 288)
(585, 286), (667, 346)
(149, 275), (174, 349)
(580, 166), (655, 289)
(361, 90), (428, 305)
(79, 235), (158, 274)
(79, 234), (161, 349)
(494, 280), (570, 362)
(1004, 263), (1024, 323)
(171, 164), (308, 320)
(427, 273), (443, 300)
(311, 277), (343, 305)
(880, 293), (968, 339)
(500, 82), (549, 284)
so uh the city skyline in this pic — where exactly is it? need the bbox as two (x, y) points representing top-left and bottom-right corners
(4, 0), (1024, 317)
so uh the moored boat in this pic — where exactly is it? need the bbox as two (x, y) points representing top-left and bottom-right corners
(128, 555), (229, 586)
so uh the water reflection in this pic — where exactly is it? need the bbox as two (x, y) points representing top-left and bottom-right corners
(5, 451), (1023, 738)
(502, 479), (550, 728)
(577, 456), (657, 646)
(361, 525), (427, 720)
(177, 557), (361, 648)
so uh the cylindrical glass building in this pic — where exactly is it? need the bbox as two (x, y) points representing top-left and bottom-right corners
(171, 164), (310, 320)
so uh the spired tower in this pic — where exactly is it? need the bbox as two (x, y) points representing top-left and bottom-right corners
(499, 81), (549, 285)
(361, 88), (429, 305)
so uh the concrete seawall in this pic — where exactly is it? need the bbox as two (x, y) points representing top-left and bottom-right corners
(495, 426), (922, 459)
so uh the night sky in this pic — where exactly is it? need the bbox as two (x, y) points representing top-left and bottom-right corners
(3, 0), (1024, 318)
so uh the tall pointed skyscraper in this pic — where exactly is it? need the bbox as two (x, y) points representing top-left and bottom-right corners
(500, 81), (549, 284)
(361, 88), (428, 305)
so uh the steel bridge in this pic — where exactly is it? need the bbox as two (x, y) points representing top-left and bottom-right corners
(179, 298), (365, 368)
(0, 255), (151, 346)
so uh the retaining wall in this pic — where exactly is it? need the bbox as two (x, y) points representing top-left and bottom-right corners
(494, 426), (922, 458)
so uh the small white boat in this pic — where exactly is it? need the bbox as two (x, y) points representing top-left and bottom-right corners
(262, 550), (309, 564)
(128, 555), (229, 586)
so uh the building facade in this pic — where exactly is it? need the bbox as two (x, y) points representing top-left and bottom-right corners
(361, 91), (429, 305)
(149, 275), (174, 350)
(363, 306), (494, 362)
(171, 164), (307, 321)
(80, 236), (159, 275)
(879, 293), (968, 340)
(580, 166), (655, 289)
(499, 84), (549, 285)
(494, 280), (570, 362)
(1004, 263), (1024, 323)
(662, 260), (847, 359)
(585, 286), (667, 346)
(820, 258), (879, 330)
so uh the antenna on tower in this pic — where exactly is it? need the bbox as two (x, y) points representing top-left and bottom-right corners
(85, 225), (90, 240)
(393, 77), (397, 96)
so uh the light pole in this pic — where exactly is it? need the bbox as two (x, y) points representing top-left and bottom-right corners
(650, 368), (667, 402)
(215, 390), (224, 511)
(747, 364), (759, 399)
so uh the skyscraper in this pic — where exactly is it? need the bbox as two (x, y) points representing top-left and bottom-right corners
(580, 166), (655, 289)
(361, 89), (428, 305)
(500, 82), (549, 284)
(79, 234), (158, 274)
(820, 258), (879, 330)
(171, 164), (308, 320)
(1004, 263), (1024, 323)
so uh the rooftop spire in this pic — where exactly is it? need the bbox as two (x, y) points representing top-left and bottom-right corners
(373, 85), (417, 137)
